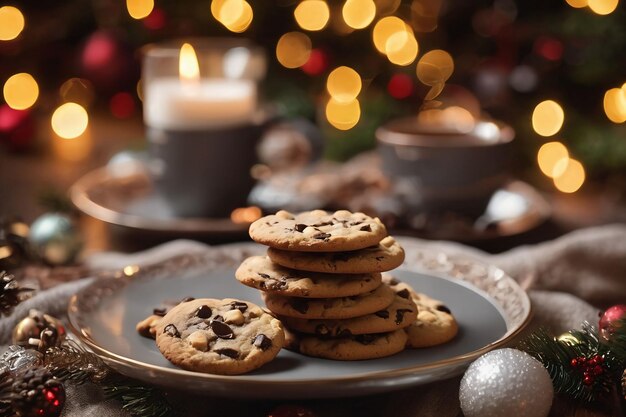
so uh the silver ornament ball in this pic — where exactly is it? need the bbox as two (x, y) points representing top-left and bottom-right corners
(29, 213), (82, 265)
(459, 348), (553, 417)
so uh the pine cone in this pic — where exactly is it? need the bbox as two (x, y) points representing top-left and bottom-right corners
(0, 271), (33, 316)
(11, 368), (64, 417)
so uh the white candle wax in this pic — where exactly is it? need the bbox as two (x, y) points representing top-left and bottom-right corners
(144, 78), (256, 130)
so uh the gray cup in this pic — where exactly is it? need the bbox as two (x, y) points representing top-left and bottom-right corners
(376, 117), (514, 217)
(147, 118), (268, 218)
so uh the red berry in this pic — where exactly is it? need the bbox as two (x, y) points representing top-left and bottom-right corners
(599, 304), (626, 341)
(593, 365), (603, 376)
(583, 375), (593, 385)
(570, 358), (579, 367)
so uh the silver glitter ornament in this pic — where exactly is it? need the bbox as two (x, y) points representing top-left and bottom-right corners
(28, 213), (82, 265)
(459, 348), (553, 417)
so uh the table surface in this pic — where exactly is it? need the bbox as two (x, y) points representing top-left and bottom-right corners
(1, 112), (624, 416)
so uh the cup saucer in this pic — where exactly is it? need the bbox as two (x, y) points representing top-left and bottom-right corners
(70, 164), (253, 237)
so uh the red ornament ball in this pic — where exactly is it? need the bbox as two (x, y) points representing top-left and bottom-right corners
(267, 405), (316, 417)
(387, 73), (414, 99)
(110, 92), (135, 119)
(301, 49), (328, 76)
(599, 304), (626, 341)
(143, 8), (166, 30)
(0, 105), (35, 151)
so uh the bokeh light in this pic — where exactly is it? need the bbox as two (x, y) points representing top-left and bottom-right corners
(0, 6), (24, 41)
(375, 0), (401, 15)
(60, 78), (95, 107)
(565, 0), (588, 7)
(416, 50), (454, 86)
(387, 73), (413, 99)
(3, 73), (39, 110)
(327, 66), (361, 102)
(110, 92), (135, 119)
(342, 0), (376, 30)
(537, 141), (569, 178)
(385, 27), (418, 66)
(231, 206), (262, 224)
(126, 0), (154, 19)
(326, 98), (361, 130)
(212, 0), (253, 32)
(276, 32), (312, 69)
(51, 102), (89, 139)
(532, 100), (564, 137)
(588, 0), (619, 15)
(372, 16), (407, 54)
(553, 159), (585, 193)
(410, 0), (442, 32)
(603, 87), (626, 123)
(294, 0), (330, 31)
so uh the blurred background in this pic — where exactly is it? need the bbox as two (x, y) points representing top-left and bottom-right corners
(0, 0), (625, 258)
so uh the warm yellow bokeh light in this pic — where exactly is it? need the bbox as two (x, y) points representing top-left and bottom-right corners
(588, 0), (619, 15)
(126, 0), (154, 19)
(211, 0), (226, 20)
(327, 66), (362, 102)
(603, 88), (626, 123)
(565, 0), (588, 7)
(230, 206), (262, 224)
(226, 1), (253, 32)
(553, 158), (585, 193)
(385, 28), (418, 66)
(276, 32), (312, 69)
(179, 43), (200, 82)
(532, 100), (565, 137)
(326, 98), (361, 130)
(51, 103), (89, 140)
(0, 6), (24, 41)
(372, 16), (407, 54)
(342, 0), (376, 30)
(537, 141), (569, 178)
(294, 0), (330, 31)
(374, 0), (401, 15)
(216, 0), (253, 32)
(3, 73), (39, 110)
(416, 50), (454, 86)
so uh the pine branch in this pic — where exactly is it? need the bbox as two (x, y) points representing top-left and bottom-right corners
(102, 379), (177, 417)
(44, 339), (109, 384)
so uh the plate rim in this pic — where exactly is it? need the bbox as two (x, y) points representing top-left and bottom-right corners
(67, 248), (532, 388)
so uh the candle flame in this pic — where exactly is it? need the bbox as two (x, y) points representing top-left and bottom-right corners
(179, 43), (200, 83)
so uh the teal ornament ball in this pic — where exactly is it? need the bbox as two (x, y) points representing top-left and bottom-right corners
(28, 213), (82, 265)
(459, 348), (553, 417)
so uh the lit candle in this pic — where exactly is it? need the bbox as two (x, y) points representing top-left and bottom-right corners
(143, 43), (256, 130)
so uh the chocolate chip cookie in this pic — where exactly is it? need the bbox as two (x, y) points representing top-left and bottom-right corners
(384, 276), (458, 348)
(278, 292), (418, 336)
(155, 298), (284, 375)
(292, 329), (408, 360)
(267, 236), (405, 274)
(262, 283), (395, 319)
(235, 256), (382, 298)
(249, 210), (387, 252)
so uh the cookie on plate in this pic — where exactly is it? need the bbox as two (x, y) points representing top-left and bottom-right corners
(235, 255), (382, 298)
(384, 276), (458, 348)
(136, 296), (195, 339)
(267, 236), (405, 274)
(291, 329), (408, 360)
(155, 298), (284, 375)
(249, 210), (387, 252)
(262, 283), (395, 320)
(278, 292), (418, 336)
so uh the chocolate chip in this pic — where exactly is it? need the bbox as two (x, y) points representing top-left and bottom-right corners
(312, 221), (333, 227)
(258, 273), (270, 279)
(388, 278), (399, 286)
(356, 334), (377, 345)
(436, 305), (451, 314)
(153, 307), (167, 317)
(214, 348), (239, 359)
(395, 309), (413, 325)
(337, 328), (353, 337)
(375, 310), (390, 319)
(230, 301), (248, 312)
(252, 334), (272, 350)
(349, 221), (362, 226)
(289, 298), (309, 314)
(213, 315), (224, 322)
(396, 289), (410, 299)
(180, 297), (195, 303)
(313, 232), (331, 240)
(315, 324), (330, 336)
(294, 223), (308, 232)
(210, 320), (235, 339)
(164, 324), (179, 337)
(267, 279), (288, 291)
(196, 305), (212, 319)
(359, 224), (372, 232)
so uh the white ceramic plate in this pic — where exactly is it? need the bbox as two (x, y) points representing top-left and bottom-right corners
(68, 248), (531, 398)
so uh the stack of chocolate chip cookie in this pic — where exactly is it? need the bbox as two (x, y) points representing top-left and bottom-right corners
(236, 209), (418, 360)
